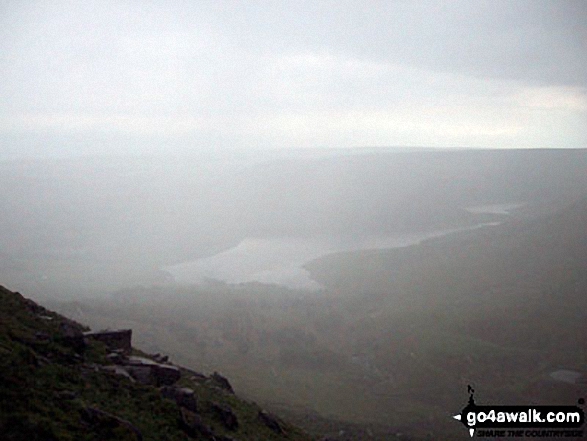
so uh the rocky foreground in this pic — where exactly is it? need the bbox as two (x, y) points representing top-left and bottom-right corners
(0, 285), (314, 440)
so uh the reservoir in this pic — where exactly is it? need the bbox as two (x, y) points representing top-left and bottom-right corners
(163, 220), (501, 290)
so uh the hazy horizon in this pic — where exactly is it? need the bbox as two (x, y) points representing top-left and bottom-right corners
(1, 0), (586, 158)
(1, 3), (586, 438)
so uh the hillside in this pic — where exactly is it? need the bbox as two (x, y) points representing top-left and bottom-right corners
(305, 195), (587, 409)
(0, 285), (313, 441)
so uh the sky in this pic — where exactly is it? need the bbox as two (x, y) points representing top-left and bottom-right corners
(0, 0), (586, 157)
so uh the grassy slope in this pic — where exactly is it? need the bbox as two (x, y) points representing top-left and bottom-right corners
(0, 285), (313, 441)
(307, 197), (587, 407)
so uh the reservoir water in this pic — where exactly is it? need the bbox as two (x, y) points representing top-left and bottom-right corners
(163, 220), (502, 290)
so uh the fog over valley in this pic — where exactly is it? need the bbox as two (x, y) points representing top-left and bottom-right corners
(1, 149), (586, 439)
(1, 1), (586, 439)
(3, 149), (586, 298)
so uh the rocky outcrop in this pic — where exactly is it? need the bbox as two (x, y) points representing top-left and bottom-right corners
(211, 402), (239, 431)
(152, 353), (169, 363)
(101, 365), (135, 382)
(161, 386), (198, 413)
(83, 329), (132, 353)
(59, 322), (86, 352)
(124, 356), (181, 386)
(211, 371), (235, 394)
(258, 410), (285, 435)
(52, 317), (277, 439)
(83, 334), (182, 388)
(81, 406), (143, 441)
(0, 285), (312, 441)
(179, 408), (215, 439)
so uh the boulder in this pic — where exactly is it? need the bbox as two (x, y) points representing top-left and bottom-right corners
(106, 352), (126, 364)
(125, 356), (180, 386)
(59, 322), (86, 352)
(83, 329), (132, 353)
(126, 365), (153, 385)
(102, 365), (135, 382)
(54, 390), (77, 400)
(210, 371), (234, 394)
(211, 402), (239, 431)
(81, 406), (143, 441)
(179, 408), (214, 439)
(156, 364), (181, 386)
(35, 331), (50, 341)
(161, 386), (198, 413)
(152, 353), (169, 363)
(258, 410), (285, 435)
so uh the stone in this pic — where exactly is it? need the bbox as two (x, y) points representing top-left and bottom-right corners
(183, 367), (207, 382)
(152, 353), (169, 363)
(155, 364), (181, 386)
(126, 365), (155, 385)
(258, 410), (285, 434)
(127, 356), (157, 365)
(211, 402), (239, 431)
(55, 390), (77, 400)
(81, 406), (143, 441)
(106, 352), (126, 364)
(160, 386), (198, 413)
(179, 408), (214, 438)
(35, 331), (50, 341)
(210, 371), (234, 394)
(125, 356), (181, 386)
(59, 322), (86, 353)
(83, 329), (132, 353)
(102, 365), (135, 382)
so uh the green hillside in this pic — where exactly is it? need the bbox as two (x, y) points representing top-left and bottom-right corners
(306, 196), (587, 406)
(0, 285), (313, 441)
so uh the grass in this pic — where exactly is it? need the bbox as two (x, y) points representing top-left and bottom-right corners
(0, 285), (314, 441)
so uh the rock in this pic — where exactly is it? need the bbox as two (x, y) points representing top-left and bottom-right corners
(126, 365), (154, 385)
(179, 408), (214, 438)
(184, 367), (207, 382)
(190, 374), (206, 383)
(102, 365), (135, 382)
(36, 354), (51, 366)
(210, 371), (234, 394)
(211, 402), (239, 431)
(55, 390), (77, 400)
(106, 352), (126, 364)
(125, 358), (156, 384)
(83, 363), (101, 373)
(23, 297), (43, 314)
(161, 386), (198, 413)
(152, 353), (169, 363)
(156, 364), (181, 386)
(81, 406), (143, 441)
(59, 322), (86, 352)
(258, 410), (285, 435)
(83, 329), (132, 353)
(125, 356), (181, 386)
(35, 331), (50, 341)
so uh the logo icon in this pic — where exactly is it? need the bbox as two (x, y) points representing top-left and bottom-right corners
(453, 386), (585, 438)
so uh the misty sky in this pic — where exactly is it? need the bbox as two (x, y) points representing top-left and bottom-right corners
(1, 0), (586, 157)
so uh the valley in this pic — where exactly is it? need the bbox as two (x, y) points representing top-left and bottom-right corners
(2, 148), (586, 439)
